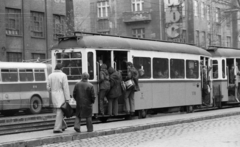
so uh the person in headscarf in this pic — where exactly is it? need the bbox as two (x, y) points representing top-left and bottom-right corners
(47, 63), (70, 133)
(99, 64), (110, 116)
(124, 62), (140, 116)
(107, 67), (123, 116)
(73, 72), (96, 132)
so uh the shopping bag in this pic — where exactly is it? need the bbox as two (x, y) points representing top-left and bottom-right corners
(61, 102), (74, 118)
(125, 79), (135, 90)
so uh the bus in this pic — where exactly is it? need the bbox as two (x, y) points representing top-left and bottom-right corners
(0, 62), (51, 116)
(51, 32), (212, 120)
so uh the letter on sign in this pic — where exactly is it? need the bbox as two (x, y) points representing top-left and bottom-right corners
(165, 0), (181, 6)
(165, 7), (181, 23)
(166, 24), (180, 38)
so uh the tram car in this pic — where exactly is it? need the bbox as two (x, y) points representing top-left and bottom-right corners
(50, 32), (240, 121)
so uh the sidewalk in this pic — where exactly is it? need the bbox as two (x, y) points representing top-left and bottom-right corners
(1, 107), (240, 147)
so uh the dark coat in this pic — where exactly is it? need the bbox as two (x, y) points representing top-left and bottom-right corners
(108, 67), (123, 99)
(73, 80), (96, 118)
(99, 65), (110, 90)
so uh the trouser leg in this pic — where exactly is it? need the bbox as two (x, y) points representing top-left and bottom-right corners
(54, 108), (64, 131)
(74, 115), (81, 130)
(129, 91), (135, 113)
(108, 98), (113, 115)
(86, 117), (93, 132)
(124, 91), (131, 113)
(99, 90), (107, 114)
(113, 98), (118, 115)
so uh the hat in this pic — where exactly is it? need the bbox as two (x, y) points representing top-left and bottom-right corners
(101, 64), (107, 70)
(82, 72), (89, 80)
(127, 62), (133, 67)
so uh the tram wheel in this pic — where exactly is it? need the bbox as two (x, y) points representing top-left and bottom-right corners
(138, 109), (147, 119)
(28, 96), (42, 114)
(98, 117), (108, 123)
(1, 110), (18, 116)
(186, 106), (193, 113)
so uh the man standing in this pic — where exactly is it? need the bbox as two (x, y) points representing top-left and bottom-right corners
(73, 72), (96, 132)
(47, 63), (70, 133)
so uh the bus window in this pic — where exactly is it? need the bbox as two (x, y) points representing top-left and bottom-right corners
(133, 57), (151, 79)
(212, 60), (218, 79)
(170, 59), (185, 79)
(56, 52), (82, 80)
(222, 59), (225, 78)
(186, 60), (199, 79)
(19, 69), (34, 81)
(88, 52), (94, 80)
(1, 69), (18, 82)
(153, 58), (169, 79)
(35, 69), (46, 81)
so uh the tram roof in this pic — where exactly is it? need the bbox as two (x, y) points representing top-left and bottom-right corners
(0, 62), (47, 68)
(52, 35), (211, 56)
(208, 47), (240, 58)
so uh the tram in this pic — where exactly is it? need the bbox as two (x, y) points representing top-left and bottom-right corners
(50, 32), (240, 120)
(0, 62), (52, 116)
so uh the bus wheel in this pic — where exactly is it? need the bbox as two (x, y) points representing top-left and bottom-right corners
(138, 109), (147, 119)
(1, 110), (18, 116)
(186, 106), (193, 113)
(98, 117), (108, 123)
(29, 96), (42, 114)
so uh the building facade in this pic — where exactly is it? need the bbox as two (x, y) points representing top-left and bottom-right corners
(72, 0), (238, 48)
(0, 0), (73, 62)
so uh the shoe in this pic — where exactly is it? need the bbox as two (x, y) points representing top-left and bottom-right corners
(130, 112), (135, 116)
(62, 127), (67, 131)
(74, 128), (81, 133)
(53, 130), (63, 133)
(87, 130), (93, 132)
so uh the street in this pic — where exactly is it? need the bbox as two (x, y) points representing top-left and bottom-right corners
(39, 114), (240, 147)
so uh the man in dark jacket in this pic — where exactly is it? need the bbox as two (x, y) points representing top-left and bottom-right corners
(73, 72), (96, 132)
(99, 64), (110, 115)
(107, 67), (123, 116)
(124, 62), (140, 116)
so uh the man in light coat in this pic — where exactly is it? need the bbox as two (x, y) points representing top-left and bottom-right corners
(47, 63), (70, 133)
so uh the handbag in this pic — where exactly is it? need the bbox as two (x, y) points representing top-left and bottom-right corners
(125, 79), (135, 90)
(61, 102), (74, 118)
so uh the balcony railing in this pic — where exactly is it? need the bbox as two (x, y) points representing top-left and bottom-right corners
(122, 11), (151, 23)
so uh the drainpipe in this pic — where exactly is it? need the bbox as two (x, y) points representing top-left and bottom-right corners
(22, 0), (25, 61)
(45, 0), (49, 59)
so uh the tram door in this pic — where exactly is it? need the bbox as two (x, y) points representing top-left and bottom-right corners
(201, 57), (211, 105)
(96, 50), (128, 114)
(226, 58), (237, 101)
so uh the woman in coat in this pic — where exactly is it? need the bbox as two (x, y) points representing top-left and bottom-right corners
(47, 63), (70, 133)
(107, 67), (123, 116)
(73, 72), (96, 132)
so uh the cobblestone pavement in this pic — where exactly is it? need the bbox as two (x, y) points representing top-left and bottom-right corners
(39, 115), (240, 147)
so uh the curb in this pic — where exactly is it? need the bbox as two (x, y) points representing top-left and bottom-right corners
(1, 111), (240, 147)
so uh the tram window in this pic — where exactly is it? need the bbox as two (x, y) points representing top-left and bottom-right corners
(153, 58), (169, 79)
(35, 69), (46, 81)
(170, 59), (185, 79)
(1, 69), (18, 82)
(19, 69), (34, 81)
(133, 57), (151, 79)
(212, 60), (218, 79)
(88, 52), (94, 80)
(186, 60), (199, 79)
(222, 60), (225, 78)
(56, 52), (82, 80)
(236, 59), (240, 72)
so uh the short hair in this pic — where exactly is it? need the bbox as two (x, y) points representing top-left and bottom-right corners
(82, 72), (89, 80)
(55, 63), (63, 70)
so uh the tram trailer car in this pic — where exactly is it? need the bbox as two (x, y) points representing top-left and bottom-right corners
(208, 46), (240, 107)
(51, 32), (233, 120)
(0, 62), (52, 116)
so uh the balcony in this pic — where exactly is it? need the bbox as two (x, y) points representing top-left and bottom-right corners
(122, 11), (151, 24)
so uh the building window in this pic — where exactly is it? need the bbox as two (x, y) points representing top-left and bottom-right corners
(196, 30), (199, 46)
(97, 0), (110, 18)
(5, 8), (21, 36)
(201, 2), (205, 18)
(194, 0), (198, 17)
(132, 0), (144, 12)
(98, 20), (109, 31)
(226, 15), (231, 28)
(32, 53), (46, 61)
(217, 35), (221, 46)
(182, 2), (185, 17)
(53, 15), (65, 39)
(207, 5), (210, 21)
(181, 29), (187, 43)
(132, 28), (145, 38)
(208, 33), (211, 47)
(201, 31), (206, 48)
(216, 7), (220, 23)
(226, 36), (231, 47)
(7, 52), (22, 62)
(31, 11), (44, 38)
